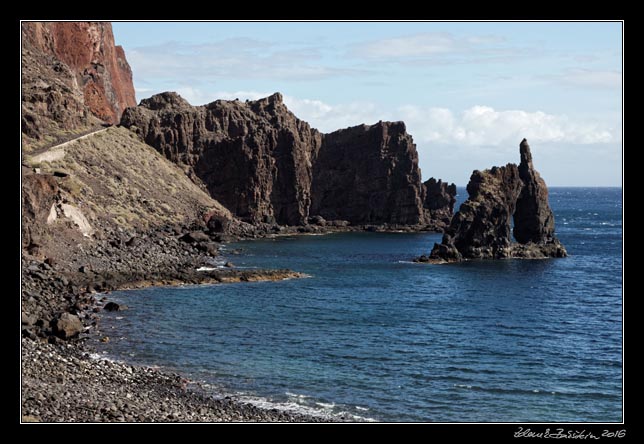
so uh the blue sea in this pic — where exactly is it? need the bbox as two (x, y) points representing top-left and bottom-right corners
(97, 187), (622, 422)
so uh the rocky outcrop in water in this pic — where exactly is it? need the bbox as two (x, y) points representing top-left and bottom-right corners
(421, 139), (566, 263)
(22, 21), (136, 147)
(311, 121), (427, 225)
(121, 92), (454, 227)
(423, 178), (457, 227)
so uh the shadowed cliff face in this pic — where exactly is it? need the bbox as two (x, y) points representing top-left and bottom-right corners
(122, 92), (455, 227)
(424, 139), (567, 263)
(514, 139), (556, 244)
(21, 21), (136, 145)
(423, 178), (457, 226)
(311, 121), (426, 225)
(122, 92), (322, 226)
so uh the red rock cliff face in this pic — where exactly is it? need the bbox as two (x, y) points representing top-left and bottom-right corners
(22, 22), (136, 124)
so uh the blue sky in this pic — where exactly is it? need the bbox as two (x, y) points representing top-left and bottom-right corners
(113, 22), (622, 186)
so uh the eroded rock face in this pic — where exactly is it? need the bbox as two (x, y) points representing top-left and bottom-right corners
(122, 92), (322, 225)
(21, 21), (136, 140)
(513, 139), (556, 244)
(423, 178), (457, 227)
(311, 122), (426, 225)
(22, 174), (60, 250)
(122, 93), (454, 227)
(426, 139), (566, 262)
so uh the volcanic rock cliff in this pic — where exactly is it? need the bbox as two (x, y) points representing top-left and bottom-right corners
(121, 92), (322, 225)
(423, 178), (457, 227)
(311, 121), (426, 225)
(22, 22), (136, 149)
(121, 92), (455, 228)
(421, 139), (566, 263)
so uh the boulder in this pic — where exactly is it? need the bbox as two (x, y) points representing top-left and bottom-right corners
(51, 313), (83, 339)
(308, 215), (326, 226)
(103, 302), (127, 312)
(180, 231), (211, 244)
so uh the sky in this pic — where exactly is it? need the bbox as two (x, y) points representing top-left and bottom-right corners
(112, 22), (622, 186)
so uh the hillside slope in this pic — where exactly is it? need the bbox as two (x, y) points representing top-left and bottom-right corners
(23, 127), (231, 267)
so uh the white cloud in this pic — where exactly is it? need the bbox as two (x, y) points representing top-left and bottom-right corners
(559, 69), (621, 89)
(159, 89), (619, 147)
(283, 96), (383, 133)
(352, 32), (533, 65)
(358, 33), (457, 58)
(398, 104), (617, 146)
(128, 40), (362, 83)
(283, 95), (618, 147)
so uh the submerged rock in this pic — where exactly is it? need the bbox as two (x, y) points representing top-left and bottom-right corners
(426, 139), (567, 263)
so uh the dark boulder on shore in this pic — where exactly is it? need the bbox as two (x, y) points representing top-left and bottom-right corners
(180, 231), (211, 244)
(425, 139), (567, 263)
(51, 312), (83, 339)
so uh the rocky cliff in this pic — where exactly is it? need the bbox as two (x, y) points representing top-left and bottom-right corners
(122, 92), (454, 228)
(121, 92), (322, 225)
(311, 121), (426, 225)
(423, 178), (457, 226)
(421, 139), (566, 263)
(22, 22), (136, 149)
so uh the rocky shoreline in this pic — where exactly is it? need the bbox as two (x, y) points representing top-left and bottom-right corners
(22, 336), (328, 422)
(22, 220), (420, 422)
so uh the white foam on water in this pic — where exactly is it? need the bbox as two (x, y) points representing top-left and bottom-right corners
(315, 401), (336, 409)
(285, 391), (310, 399)
(196, 266), (217, 272)
(87, 352), (118, 363)
(227, 391), (376, 422)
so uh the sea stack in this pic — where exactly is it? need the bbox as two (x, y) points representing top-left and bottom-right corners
(419, 139), (567, 263)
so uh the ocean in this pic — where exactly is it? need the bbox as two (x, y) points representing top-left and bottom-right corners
(97, 187), (623, 422)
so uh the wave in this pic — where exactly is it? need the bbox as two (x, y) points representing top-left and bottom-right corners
(231, 391), (376, 422)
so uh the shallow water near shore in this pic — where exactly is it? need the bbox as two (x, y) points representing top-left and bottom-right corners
(97, 187), (622, 422)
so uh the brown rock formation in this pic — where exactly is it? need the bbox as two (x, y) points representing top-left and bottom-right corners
(121, 92), (322, 225)
(513, 139), (556, 244)
(423, 139), (566, 263)
(311, 121), (426, 225)
(22, 174), (60, 251)
(22, 21), (136, 148)
(122, 92), (455, 227)
(423, 178), (457, 227)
